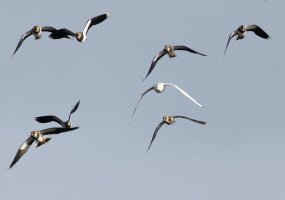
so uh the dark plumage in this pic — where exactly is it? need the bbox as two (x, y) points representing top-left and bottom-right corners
(48, 28), (76, 39)
(35, 100), (80, 128)
(147, 115), (207, 151)
(143, 45), (207, 81)
(224, 24), (271, 56)
(9, 127), (79, 169)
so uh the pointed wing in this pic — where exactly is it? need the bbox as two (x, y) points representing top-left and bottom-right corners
(13, 30), (33, 55)
(164, 83), (204, 107)
(9, 136), (34, 169)
(83, 13), (110, 35)
(223, 30), (238, 56)
(68, 100), (80, 121)
(34, 115), (65, 127)
(245, 24), (270, 39)
(142, 50), (166, 81)
(130, 87), (154, 120)
(49, 28), (76, 39)
(41, 26), (57, 33)
(41, 127), (79, 135)
(146, 121), (165, 152)
(173, 116), (208, 125)
(173, 45), (207, 56)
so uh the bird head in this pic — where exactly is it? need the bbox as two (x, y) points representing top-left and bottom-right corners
(154, 82), (165, 93)
(33, 26), (41, 33)
(239, 25), (246, 32)
(31, 130), (40, 139)
(163, 116), (175, 125)
(76, 32), (83, 41)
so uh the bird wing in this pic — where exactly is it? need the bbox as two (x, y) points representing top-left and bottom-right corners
(83, 13), (109, 35)
(130, 86), (154, 120)
(142, 50), (166, 81)
(48, 28), (76, 39)
(173, 45), (207, 56)
(34, 115), (65, 127)
(245, 24), (270, 39)
(68, 100), (80, 121)
(164, 83), (204, 108)
(9, 136), (34, 169)
(223, 30), (238, 56)
(13, 30), (33, 55)
(41, 127), (79, 135)
(173, 116), (208, 125)
(146, 121), (166, 152)
(41, 26), (57, 32)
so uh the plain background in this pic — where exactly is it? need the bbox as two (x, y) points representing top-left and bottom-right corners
(1, 1), (285, 199)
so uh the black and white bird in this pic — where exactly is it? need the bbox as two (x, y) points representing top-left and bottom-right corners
(143, 45), (207, 81)
(130, 82), (204, 120)
(147, 115), (207, 151)
(73, 13), (110, 42)
(224, 24), (271, 56)
(13, 25), (58, 55)
(9, 127), (79, 169)
(35, 100), (80, 128)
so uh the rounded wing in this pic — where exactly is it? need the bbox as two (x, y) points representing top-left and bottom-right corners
(142, 50), (166, 81)
(173, 116), (208, 125)
(40, 127), (79, 135)
(245, 24), (270, 39)
(130, 87), (154, 120)
(13, 30), (33, 55)
(35, 115), (65, 127)
(9, 136), (34, 169)
(49, 28), (76, 39)
(164, 83), (204, 107)
(173, 45), (207, 56)
(83, 13), (110, 35)
(146, 121), (165, 152)
(223, 30), (238, 56)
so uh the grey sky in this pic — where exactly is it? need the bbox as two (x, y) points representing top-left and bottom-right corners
(1, 0), (285, 199)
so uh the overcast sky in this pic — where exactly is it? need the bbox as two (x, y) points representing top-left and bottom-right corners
(1, 0), (285, 200)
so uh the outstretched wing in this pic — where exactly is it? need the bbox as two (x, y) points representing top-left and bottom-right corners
(35, 115), (65, 127)
(223, 30), (238, 56)
(13, 30), (33, 55)
(142, 50), (166, 81)
(68, 100), (80, 121)
(245, 24), (270, 39)
(83, 13), (110, 35)
(147, 121), (166, 152)
(130, 87), (154, 120)
(49, 28), (76, 39)
(9, 136), (34, 169)
(164, 83), (204, 107)
(173, 45), (207, 56)
(41, 26), (57, 33)
(173, 116), (208, 125)
(41, 127), (79, 135)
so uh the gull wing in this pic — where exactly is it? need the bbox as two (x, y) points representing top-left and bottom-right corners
(9, 136), (34, 169)
(164, 83), (204, 107)
(68, 100), (80, 121)
(83, 13), (109, 35)
(13, 29), (33, 55)
(40, 127), (79, 135)
(49, 28), (76, 39)
(146, 121), (166, 152)
(142, 50), (166, 81)
(173, 45), (207, 56)
(223, 30), (238, 56)
(173, 116), (208, 125)
(245, 24), (270, 39)
(130, 86), (154, 120)
(35, 115), (65, 127)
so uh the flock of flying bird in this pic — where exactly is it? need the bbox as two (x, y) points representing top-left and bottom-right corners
(9, 12), (271, 168)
